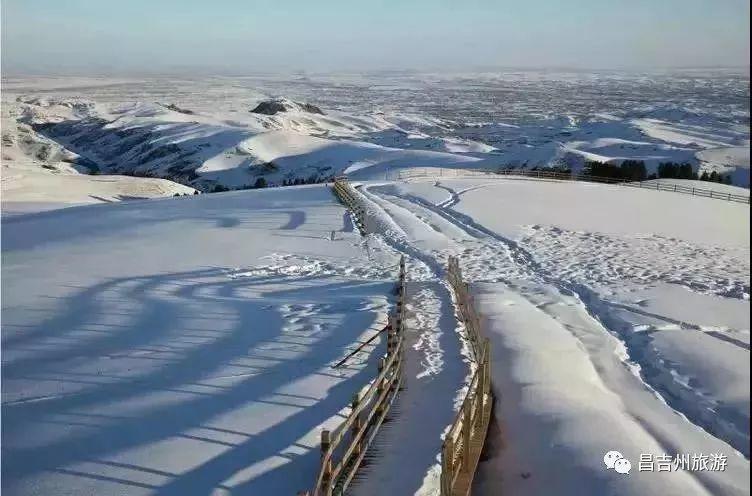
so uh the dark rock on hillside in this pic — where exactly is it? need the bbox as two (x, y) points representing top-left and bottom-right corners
(250, 98), (324, 116)
(298, 102), (324, 115)
(161, 103), (195, 115)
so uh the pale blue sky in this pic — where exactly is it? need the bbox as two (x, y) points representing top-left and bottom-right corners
(1, 0), (749, 74)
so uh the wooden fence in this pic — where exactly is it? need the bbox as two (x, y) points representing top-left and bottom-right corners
(332, 178), (367, 232)
(625, 179), (751, 202)
(300, 255), (407, 496)
(441, 256), (492, 496)
(392, 167), (750, 204)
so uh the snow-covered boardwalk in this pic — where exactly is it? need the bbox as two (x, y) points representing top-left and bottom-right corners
(347, 281), (467, 495)
(343, 184), (470, 496)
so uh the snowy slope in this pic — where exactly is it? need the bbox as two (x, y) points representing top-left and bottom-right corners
(357, 177), (749, 496)
(696, 147), (751, 187)
(1, 185), (405, 496)
(1, 113), (196, 215)
(1, 160), (196, 215)
(2, 172), (749, 496)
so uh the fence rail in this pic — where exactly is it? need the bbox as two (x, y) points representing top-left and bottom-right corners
(391, 167), (750, 204)
(441, 256), (492, 496)
(299, 256), (406, 495)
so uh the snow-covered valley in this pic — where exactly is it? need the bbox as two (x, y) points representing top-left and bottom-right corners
(1, 72), (750, 496)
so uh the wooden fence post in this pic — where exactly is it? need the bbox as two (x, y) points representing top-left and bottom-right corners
(351, 393), (362, 457)
(386, 314), (394, 355)
(477, 358), (485, 419)
(395, 296), (403, 334)
(462, 400), (472, 470)
(376, 358), (386, 417)
(321, 430), (332, 495)
(443, 438), (454, 496)
(388, 353), (399, 394)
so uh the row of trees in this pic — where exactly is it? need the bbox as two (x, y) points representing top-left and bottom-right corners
(584, 160), (733, 184)
(211, 177), (268, 193)
(656, 162), (696, 180)
(280, 174), (333, 187)
(657, 162), (733, 184)
(699, 170), (734, 184)
(206, 173), (335, 194)
(585, 160), (648, 181)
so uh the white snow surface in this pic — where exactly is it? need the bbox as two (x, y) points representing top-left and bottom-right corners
(1, 185), (408, 496)
(2, 72), (750, 496)
(1, 163), (196, 215)
(379, 176), (749, 495)
(2, 173), (749, 496)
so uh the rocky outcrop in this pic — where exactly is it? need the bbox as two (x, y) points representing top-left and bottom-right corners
(161, 103), (195, 115)
(250, 98), (324, 116)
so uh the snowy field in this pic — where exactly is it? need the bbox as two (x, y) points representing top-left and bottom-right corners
(1, 185), (411, 495)
(2, 175), (749, 496)
(359, 177), (749, 495)
(1, 70), (750, 496)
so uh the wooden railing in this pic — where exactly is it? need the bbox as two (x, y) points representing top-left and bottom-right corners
(441, 256), (492, 496)
(332, 178), (367, 232)
(625, 179), (751, 203)
(300, 256), (407, 496)
(392, 167), (750, 204)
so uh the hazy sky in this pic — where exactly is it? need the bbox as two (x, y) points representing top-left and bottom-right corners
(2, 0), (749, 74)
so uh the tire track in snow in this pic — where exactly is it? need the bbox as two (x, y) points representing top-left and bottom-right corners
(434, 181), (497, 209)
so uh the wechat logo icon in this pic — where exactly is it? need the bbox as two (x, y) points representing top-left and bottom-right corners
(604, 450), (631, 475)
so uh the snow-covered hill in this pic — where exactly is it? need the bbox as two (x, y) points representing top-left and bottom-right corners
(5, 95), (483, 191)
(1, 112), (196, 214)
(2, 71), (748, 196)
(1, 164), (196, 216)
